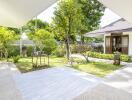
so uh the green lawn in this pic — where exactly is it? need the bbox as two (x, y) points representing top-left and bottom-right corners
(0, 56), (123, 77)
(73, 62), (122, 77)
(15, 56), (67, 73)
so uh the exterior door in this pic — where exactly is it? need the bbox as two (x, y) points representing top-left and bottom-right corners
(105, 36), (112, 54)
(122, 35), (129, 54)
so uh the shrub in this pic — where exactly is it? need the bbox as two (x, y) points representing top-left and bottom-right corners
(121, 55), (131, 62)
(7, 46), (20, 57)
(71, 44), (91, 53)
(53, 46), (65, 57)
(27, 46), (34, 57)
(91, 45), (104, 53)
(12, 56), (20, 63)
(86, 51), (131, 62)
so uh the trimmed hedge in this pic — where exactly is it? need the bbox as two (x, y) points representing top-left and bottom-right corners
(86, 51), (131, 62)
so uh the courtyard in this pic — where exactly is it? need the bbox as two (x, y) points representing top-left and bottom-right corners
(1, 0), (132, 100)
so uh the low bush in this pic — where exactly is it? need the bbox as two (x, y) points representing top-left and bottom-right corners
(27, 46), (34, 57)
(53, 46), (65, 57)
(7, 46), (20, 57)
(8, 46), (34, 57)
(86, 51), (131, 62)
(71, 44), (91, 53)
(12, 56), (20, 63)
(91, 45), (104, 53)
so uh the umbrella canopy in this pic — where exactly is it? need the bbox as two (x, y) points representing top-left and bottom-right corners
(98, 0), (132, 23)
(0, 0), (57, 28)
(85, 18), (132, 37)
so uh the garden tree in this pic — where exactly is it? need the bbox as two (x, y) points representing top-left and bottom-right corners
(8, 27), (20, 34)
(33, 29), (57, 66)
(0, 27), (18, 61)
(77, 0), (105, 43)
(24, 19), (49, 39)
(85, 37), (104, 43)
(0, 26), (20, 34)
(52, 0), (82, 60)
(78, 45), (90, 62)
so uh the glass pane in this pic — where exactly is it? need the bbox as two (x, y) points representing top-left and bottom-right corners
(122, 37), (128, 47)
(106, 37), (110, 47)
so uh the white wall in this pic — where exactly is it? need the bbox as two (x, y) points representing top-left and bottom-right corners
(123, 32), (132, 55)
(104, 35), (105, 53)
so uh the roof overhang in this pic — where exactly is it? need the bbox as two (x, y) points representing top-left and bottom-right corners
(85, 19), (132, 37)
(0, 0), (57, 28)
(98, 0), (132, 23)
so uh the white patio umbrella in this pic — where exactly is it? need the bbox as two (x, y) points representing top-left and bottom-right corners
(0, 0), (57, 28)
(98, 0), (132, 23)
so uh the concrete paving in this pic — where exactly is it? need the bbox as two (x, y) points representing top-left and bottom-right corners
(104, 63), (132, 93)
(0, 62), (23, 100)
(74, 83), (132, 100)
(74, 63), (132, 100)
(14, 67), (101, 100)
(1, 60), (132, 100)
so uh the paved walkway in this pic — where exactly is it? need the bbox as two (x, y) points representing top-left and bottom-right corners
(1, 61), (132, 100)
(0, 62), (23, 100)
(104, 63), (132, 93)
(14, 67), (101, 100)
(74, 63), (132, 100)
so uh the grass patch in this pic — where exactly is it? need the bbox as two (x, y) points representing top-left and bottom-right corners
(73, 61), (123, 77)
(0, 56), (123, 77)
(15, 56), (67, 73)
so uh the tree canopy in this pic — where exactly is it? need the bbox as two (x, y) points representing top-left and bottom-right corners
(0, 27), (18, 48)
(24, 19), (50, 39)
(52, 0), (82, 42)
(52, 0), (105, 59)
(0, 27), (19, 60)
(33, 29), (57, 55)
(77, 0), (105, 42)
(52, 0), (83, 59)
(25, 19), (49, 32)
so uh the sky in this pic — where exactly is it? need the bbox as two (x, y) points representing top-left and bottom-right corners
(23, 3), (121, 39)
(37, 3), (121, 27)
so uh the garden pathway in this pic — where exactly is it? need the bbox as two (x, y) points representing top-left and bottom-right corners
(0, 62), (23, 100)
(14, 67), (101, 100)
(74, 63), (132, 100)
(1, 61), (132, 100)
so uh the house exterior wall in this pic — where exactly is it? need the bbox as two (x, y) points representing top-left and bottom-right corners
(104, 32), (132, 55)
(123, 32), (132, 55)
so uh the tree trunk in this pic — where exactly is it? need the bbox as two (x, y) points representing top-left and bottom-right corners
(0, 51), (2, 60)
(36, 55), (38, 67)
(65, 15), (72, 60)
(48, 55), (50, 66)
(4, 48), (8, 62)
(40, 52), (42, 66)
(65, 38), (70, 60)
(82, 54), (89, 63)
(44, 56), (45, 64)
(81, 34), (85, 45)
(32, 52), (34, 67)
